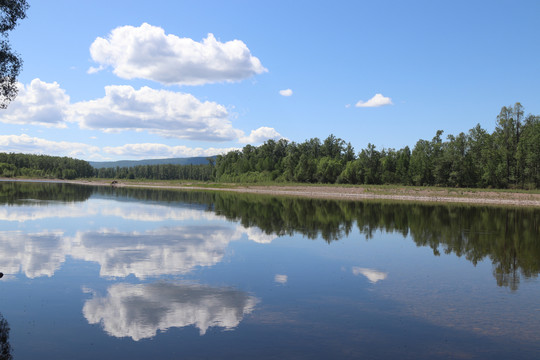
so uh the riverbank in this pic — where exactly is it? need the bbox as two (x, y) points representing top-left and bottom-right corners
(26, 178), (538, 207)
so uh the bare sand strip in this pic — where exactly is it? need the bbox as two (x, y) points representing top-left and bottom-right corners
(65, 180), (540, 207)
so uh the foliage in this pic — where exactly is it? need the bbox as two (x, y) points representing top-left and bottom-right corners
(0, 152), (94, 179)
(94, 162), (214, 181)
(0, 0), (29, 109)
(214, 103), (540, 189)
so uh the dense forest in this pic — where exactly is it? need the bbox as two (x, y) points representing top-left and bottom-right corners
(215, 103), (540, 189)
(1, 103), (538, 189)
(94, 163), (214, 181)
(0, 152), (94, 179)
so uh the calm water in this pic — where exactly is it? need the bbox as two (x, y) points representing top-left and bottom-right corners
(0, 181), (539, 359)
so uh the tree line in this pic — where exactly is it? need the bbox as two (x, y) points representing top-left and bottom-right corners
(94, 163), (214, 181)
(1, 103), (538, 189)
(215, 103), (540, 189)
(0, 152), (94, 179)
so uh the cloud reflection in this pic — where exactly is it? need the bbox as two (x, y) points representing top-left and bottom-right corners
(352, 267), (388, 284)
(0, 223), (278, 279)
(0, 203), (97, 222)
(70, 226), (237, 278)
(83, 282), (258, 340)
(0, 231), (68, 278)
(0, 199), (221, 223)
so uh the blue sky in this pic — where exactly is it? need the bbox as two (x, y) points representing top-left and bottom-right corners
(1, 0), (539, 161)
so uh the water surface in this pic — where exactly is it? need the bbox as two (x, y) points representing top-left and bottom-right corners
(0, 181), (539, 359)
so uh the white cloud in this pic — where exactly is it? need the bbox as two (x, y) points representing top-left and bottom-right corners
(279, 89), (293, 97)
(0, 78), (70, 127)
(103, 143), (238, 159)
(83, 282), (258, 340)
(89, 23), (267, 85)
(0, 79), (283, 156)
(239, 126), (283, 144)
(352, 267), (388, 283)
(71, 85), (243, 141)
(0, 133), (238, 160)
(0, 134), (100, 158)
(274, 274), (288, 284)
(355, 93), (393, 108)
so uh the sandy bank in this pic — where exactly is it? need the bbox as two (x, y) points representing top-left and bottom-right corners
(59, 179), (540, 207)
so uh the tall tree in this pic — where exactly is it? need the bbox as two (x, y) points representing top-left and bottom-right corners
(0, 0), (29, 108)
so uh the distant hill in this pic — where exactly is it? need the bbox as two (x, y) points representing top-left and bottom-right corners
(89, 156), (215, 169)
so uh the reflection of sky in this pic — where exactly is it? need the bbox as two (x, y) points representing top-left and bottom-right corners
(0, 231), (67, 278)
(0, 226), (276, 279)
(0, 195), (280, 279)
(0, 202), (96, 222)
(83, 282), (258, 340)
(0, 199), (278, 278)
(0, 199), (223, 224)
(70, 226), (239, 278)
(352, 267), (388, 284)
(2, 186), (540, 358)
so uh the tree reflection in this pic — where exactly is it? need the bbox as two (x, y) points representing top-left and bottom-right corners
(5, 182), (540, 291)
(0, 313), (12, 360)
(99, 187), (540, 291)
(0, 181), (92, 204)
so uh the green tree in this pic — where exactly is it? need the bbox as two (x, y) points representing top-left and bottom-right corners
(0, 0), (29, 108)
(316, 156), (342, 183)
(409, 139), (432, 186)
(517, 115), (540, 188)
(357, 143), (381, 184)
(395, 146), (411, 184)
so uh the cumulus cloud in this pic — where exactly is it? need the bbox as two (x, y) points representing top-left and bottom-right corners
(89, 23), (267, 85)
(279, 89), (293, 97)
(352, 267), (388, 283)
(239, 126), (283, 144)
(355, 93), (393, 108)
(0, 79), (282, 150)
(103, 143), (238, 159)
(0, 134), (100, 158)
(0, 78), (70, 127)
(274, 274), (288, 284)
(83, 282), (258, 340)
(70, 85), (243, 141)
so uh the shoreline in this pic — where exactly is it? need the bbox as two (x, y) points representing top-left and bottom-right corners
(5, 178), (539, 207)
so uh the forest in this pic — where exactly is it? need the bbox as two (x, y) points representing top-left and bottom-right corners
(0, 103), (538, 189)
(0, 152), (94, 179)
(215, 103), (540, 189)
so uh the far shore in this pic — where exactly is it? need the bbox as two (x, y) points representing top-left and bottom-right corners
(4, 178), (540, 207)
